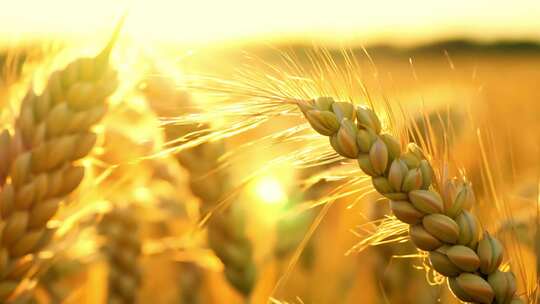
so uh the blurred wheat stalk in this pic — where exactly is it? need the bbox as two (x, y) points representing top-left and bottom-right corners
(100, 208), (142, 304)
(144, 77), (257, 299)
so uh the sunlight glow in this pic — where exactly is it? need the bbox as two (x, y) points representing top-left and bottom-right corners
(253, 176), (287, 205)
(1, 0), (539, 46)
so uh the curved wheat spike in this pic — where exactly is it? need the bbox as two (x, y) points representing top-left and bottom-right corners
(293, 97), (523, 304)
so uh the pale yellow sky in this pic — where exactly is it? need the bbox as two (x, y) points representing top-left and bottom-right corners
(1, 0), (539, 46)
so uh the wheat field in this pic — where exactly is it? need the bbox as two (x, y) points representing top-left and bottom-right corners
(0, 7), (539, 304)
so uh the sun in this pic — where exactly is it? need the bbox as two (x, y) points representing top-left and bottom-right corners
(253, 176), (287, 206)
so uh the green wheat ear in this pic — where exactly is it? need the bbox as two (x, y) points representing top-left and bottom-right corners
(298, 97), (523, 304)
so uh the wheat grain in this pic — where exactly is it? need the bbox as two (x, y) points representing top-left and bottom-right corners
(0, 28), (120, 301)
(100, 208), (142, 304)
(297, 97), (523, 304)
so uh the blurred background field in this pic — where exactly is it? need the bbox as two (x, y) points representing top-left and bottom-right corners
(0, 1), (538, 303)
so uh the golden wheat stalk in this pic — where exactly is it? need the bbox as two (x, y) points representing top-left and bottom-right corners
(0, 26), (120, 301)
(296, 96), (523, 304)
(100, 208), (142, 304)
(144, 79), (256, 297)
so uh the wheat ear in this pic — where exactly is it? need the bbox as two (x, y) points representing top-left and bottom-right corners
(173, 129), (256, 296)
(0, 30), (120, 300)
(144, 80), (256, 297)
(100, 208), (142, 304)
(297, 97), (523, 304)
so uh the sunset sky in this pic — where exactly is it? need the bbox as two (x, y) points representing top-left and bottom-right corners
(1, 0), (539, 46)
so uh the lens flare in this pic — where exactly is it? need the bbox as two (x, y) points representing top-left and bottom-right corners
(253, 176), (287, 205)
